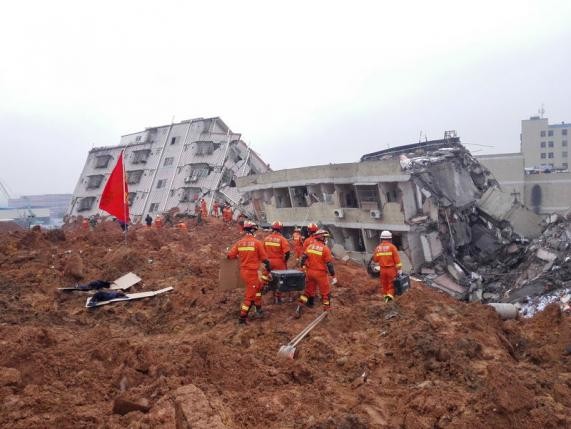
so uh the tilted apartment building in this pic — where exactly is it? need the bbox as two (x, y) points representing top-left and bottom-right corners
(68, 117), (269, 222)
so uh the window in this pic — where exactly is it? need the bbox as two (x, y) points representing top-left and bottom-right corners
(563, 140), (568, 147)
(149, 203), (159, 213)
(127, 192), (136, 206)
(170, 136), (178, 145)
(164, 157), (174, 166)
(541, 153), (546, 159)
(135, 136), (142, 142)
(563, 129), (568, 136)
(195, 141), (216, 156)
(548, 141), (554, 147)
(132, 149), (150, 164)
(540, 130), (546, 137)
(78, 197), (95, 212)
(127, 170), (144, 184)
(540, 141), (546, 148)
(180, 188), (200, 202)
(548, 130), (554, 136)
(157, 179), (167, 189)
(563, 163), (568, 169)
(563, 152), (568, 158)
(548, 152), (554, 159)
(86, 175), (104, 189)
(94, 155), (112, 168)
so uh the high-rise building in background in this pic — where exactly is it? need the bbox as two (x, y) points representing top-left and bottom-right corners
(521, 116), (569, 170)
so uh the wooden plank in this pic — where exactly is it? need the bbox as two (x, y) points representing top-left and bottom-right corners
(85, 287), (174, 308)
(110, 272), (142, 290)
(218, 258), (245, 291)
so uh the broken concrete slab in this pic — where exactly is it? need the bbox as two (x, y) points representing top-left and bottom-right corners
(447, 262), (467, 284)
(477, 187), (542, 238)
(430, 274), (467, 299)
(420, 231), (443, 263)
(537, 248), (558, 262)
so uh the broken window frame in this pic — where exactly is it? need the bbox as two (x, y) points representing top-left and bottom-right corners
(149, 203), (159, 213)
(78, 197), (95, 211)
(94, 155), (112, 169)
(132, 149), (151, 164)
(86, 175), (104, 189)
(156, 179), (167, 189)
(127, 170), (144, 185)
(163, 157), (174, 167)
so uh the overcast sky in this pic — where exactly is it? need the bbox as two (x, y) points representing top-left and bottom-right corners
(1, 0), (570, 197)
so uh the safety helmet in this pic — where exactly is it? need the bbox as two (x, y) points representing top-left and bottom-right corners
(313, 229), (330, 241)
(271, 220), (283, 231)
(307, 223), (319, 233)
(380, 230), (392, 240)
(243, 220), (258, 232)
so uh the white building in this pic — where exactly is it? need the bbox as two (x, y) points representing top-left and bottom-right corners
(521, 116), (570, 170)
(68, 117), (269, 222)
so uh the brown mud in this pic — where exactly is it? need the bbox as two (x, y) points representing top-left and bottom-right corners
(0, 219), (569, 428)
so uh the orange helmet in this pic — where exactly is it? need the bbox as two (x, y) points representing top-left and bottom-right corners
(307, 223), (319, 233)
(271, 220), (283, 231)
(313, 229), (330, 241)
(243, 220), (258, 232)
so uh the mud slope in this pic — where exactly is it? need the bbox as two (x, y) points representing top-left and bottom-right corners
(0, 219), (569, 428)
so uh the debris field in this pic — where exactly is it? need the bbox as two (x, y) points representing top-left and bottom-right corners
(0, 220), (570, 428)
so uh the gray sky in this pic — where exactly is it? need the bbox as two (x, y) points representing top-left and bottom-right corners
(1, 0), (570, 197)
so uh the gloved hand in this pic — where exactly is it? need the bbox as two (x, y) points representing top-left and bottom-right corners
(331, 277), (338, 286)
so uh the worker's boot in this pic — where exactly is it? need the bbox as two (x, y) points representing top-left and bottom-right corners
(251, 305), (265, 320)
(322, 294), (331, 312)
(383, 295), (394, 303)
(307, 296), (315, 308)
(238, 315), (248, 325)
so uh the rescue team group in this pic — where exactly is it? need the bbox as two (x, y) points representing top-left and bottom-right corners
(226, 220), (403, 324)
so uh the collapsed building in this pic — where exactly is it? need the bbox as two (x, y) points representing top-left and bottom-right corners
(236, 133), (545, 301)
(68, 117), (269, 222)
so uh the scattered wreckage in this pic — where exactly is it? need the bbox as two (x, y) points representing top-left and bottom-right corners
(367, 141), (570, 316)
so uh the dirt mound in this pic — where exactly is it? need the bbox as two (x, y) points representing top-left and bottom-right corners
(0, 219), (569, 428)
(0, 221), (22, 232)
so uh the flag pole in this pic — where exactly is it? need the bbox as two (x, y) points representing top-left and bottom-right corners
(122, 149), (128, 245)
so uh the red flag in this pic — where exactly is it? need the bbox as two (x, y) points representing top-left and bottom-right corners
(99, 151), (130, 223)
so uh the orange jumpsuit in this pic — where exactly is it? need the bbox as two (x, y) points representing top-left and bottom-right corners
(264, 232), (290, 271)
(154, 217), (163, 229)
(292, 231), (304, 258)
(372, 240), (402, 299)
(227, 235), (269, 317)
(200, 200), (208, 218)
(300, 240), (334, 309)
(302, 234), (316, 251)
(81, 219), (89, 230)
(213, 202), (220, 217)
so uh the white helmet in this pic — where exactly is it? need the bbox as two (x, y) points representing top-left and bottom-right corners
(380, 230), (392, 240)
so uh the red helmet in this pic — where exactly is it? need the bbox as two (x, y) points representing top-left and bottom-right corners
(271, 220), (283, 231)
(243, 220), (258, 232)
(307, 223), (319, 233)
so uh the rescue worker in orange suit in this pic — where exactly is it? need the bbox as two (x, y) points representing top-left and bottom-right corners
(213, 201), (220, 218)
(371, 230), (402, 302)
(200, 198), (208, 218)
(296, 229), (337, 317)
(81, 218), (89, 230)
(292, 227), (304, 260)
(263, 221), (291, 303)
(302, 223), (319, 251)
(154, 215), (163, 229)
(227, 220), (271, 324)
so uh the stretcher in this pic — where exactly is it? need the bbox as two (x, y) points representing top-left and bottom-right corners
(85, 287), (174, 308)
(58, 272), (142, 292)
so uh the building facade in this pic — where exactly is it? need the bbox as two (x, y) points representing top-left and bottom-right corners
(68, 117), (269, 222)
(521, 116), (570, 169)
(236, 139), (541, 283)
(478, 153), (571, 214)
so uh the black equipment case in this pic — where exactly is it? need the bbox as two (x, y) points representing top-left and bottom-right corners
(269, 270), (306, 292)
(393, 273), (410, 296)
